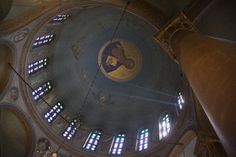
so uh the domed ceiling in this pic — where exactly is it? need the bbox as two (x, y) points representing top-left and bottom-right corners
(22, 3), (184, 156)
(53, 5), (182, 131)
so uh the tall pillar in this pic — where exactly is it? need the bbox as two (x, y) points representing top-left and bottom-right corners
(155, 13), (236, 157)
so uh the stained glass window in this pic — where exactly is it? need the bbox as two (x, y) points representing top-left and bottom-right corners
(28, 58), (48, 75)
(109, 133), (125, 155)
(177, 92), (184, 110)
(83, 129), (102, 151)
(159, 113), (171, 140)
(44, 102), (63, 123)
(32, 34), (54, 48)
(32, 81), (52, 101)
(136, 129), (149, 151)
(51, 14), (70, 23)
(63, 119), (79, 140)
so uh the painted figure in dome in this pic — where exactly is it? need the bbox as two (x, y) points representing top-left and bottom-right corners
(101, 41), (135, 73)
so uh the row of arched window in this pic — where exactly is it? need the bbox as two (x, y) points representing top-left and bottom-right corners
(30, 81), (184, 155)
(28, 13), (185, 155)
(66, 119), (168, 155)
(29, 79), (184, 154)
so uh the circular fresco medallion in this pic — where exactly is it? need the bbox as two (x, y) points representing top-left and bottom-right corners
(98, 39), (142, 82)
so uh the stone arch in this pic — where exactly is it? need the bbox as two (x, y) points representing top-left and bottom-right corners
(0, 105), (34, 157)
(0, 0), (13, 20)
(168, 130), (197, 157)
(0, 43), (13, 94)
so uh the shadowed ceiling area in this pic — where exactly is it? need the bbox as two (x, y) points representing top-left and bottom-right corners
(1, 0), (193, 22)
(145, 0), (192, 17)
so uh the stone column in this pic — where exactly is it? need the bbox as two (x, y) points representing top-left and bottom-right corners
(171, 30), (236, 157)
(155, 13), (236, 157)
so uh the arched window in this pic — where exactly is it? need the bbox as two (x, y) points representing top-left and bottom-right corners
(109, 133), (125, 155)
(177, 92), (184, 110)
(44, 102), (63, 123)
(83, 129), (102, 151)
(159, 113), (171, 140)
(51, 14), (70, 23)
(135, 128), (149, 151)
(32, 81), (52, 101)
(62, 119), (79, 140)
(28, 58), (48, 75)
(32, 34), (54, 48)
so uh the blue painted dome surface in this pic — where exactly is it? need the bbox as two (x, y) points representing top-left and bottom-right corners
(51, 6), (182, 132)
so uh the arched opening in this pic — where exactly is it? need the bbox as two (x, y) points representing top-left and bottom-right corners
(0, 106), (33, 157)
(0, 0), (13, 21)
(0, 44), (12, 93)
(159, 112), (172, 140)
(168, 130), (197, 157)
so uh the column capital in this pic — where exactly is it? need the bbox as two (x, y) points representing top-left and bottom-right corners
(154, 12), (198, 63)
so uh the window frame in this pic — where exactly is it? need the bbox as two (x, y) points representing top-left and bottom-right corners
(32, 34), (54, 48)
(62, 119), (79, 140)
(44, 101), (63, 123)
(177, 92), (185, 110)
(135, 128), (149, 152)
(27, 57), (48, 75)
(50, 14), (70, 23)
(32, 81), (52, 101)
(83, 129), (103, 152)
(159, 112), (171, 140)
(109, 132), (126, 155)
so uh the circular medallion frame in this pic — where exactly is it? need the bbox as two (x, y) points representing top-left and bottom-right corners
(98, 38), (142, 82)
